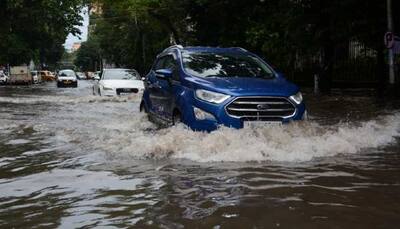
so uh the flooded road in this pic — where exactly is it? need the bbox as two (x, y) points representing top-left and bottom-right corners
(0, 81), (399, 228)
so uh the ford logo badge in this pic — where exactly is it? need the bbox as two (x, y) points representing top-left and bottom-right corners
(257, 104), (270, 110)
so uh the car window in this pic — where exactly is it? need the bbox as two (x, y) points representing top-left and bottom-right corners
(59, 70), (76, 77)
(182, 51), (275, 79)
(103, 69), (140, 80)
(153, 58), (165, 71)
(162, 55), (179, 81)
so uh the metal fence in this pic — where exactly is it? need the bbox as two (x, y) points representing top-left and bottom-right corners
(286, 41), (380, 87)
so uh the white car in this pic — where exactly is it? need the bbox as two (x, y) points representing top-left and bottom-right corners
(0, 70), (8, 84)
(57, 69), (78, 88)
(93, 68), (144, 96)
(31, 71), (42, 84)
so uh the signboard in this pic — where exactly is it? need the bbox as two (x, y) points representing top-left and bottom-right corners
(385, 32), (395, 49)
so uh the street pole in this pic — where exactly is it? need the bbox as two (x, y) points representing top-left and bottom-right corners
(387, 0), (395, 85)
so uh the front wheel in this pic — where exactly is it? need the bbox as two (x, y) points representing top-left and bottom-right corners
(139, 101), (147, 113)
(172, 111), (182, 125)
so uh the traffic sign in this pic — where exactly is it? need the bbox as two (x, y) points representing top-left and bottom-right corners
(385, 32), (395, 49)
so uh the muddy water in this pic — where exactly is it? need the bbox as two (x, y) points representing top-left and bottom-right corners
(0, 81), (399, 228)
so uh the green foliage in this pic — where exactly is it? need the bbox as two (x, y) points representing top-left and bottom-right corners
(74, 38), (101, 71)
(0, 0), (86, 66)
(92, 0), (398, 83)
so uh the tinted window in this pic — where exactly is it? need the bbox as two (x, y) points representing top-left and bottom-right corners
(162, 55), (179, 81)
(182, 51), (275, 79)
(154, 58), (165, 70)
(103, 69), (140, 80)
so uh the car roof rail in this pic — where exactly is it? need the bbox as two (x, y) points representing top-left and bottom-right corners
(162, 45), (184, 53)
(229, 47), (248, 52)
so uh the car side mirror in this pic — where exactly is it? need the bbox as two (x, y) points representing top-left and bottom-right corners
(155, 69), (172, 80)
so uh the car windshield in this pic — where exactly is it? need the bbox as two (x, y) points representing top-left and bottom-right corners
(59, 70), (75, 77)
(103, 69), (140, 80)
(182, 51), (275, 79)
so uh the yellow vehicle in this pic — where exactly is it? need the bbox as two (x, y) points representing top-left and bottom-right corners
(39, 70), (56, 81)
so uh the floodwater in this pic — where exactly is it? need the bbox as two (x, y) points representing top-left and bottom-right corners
(0, 81), (399, 228)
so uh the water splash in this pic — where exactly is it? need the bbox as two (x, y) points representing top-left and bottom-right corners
(2, 93), (399, 163)
(0, 94), (142, 105)
(49, 109), (400, 162)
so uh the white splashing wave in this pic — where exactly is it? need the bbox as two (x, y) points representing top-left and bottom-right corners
(0, 94), (142, 104)
(61, 112), (400, 163)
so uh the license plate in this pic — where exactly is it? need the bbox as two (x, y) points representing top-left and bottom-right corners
(63, 80), (71, 84)
(244, 121), (282, 129)
(119, 92), (131, 96)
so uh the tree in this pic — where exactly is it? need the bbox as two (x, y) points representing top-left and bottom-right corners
(91, 0), (399, 89)
(74, 38), (101, 71)
(0, 0), (87, 66)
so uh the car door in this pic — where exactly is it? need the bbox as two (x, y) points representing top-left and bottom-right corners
(157, 54), (179, 120)
(146, 57), (166, 115)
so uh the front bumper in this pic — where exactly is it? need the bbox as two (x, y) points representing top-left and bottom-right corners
(102, 88), (143, 96)
(58, 80), (77, 87)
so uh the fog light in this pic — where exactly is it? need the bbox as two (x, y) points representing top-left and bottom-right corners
(194, 107), (216, 121)
(103, 86), (113, 91)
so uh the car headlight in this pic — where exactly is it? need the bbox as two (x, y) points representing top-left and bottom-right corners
(195, 89), (230, 104)
(289, 92), (303, 105)
(103, 86), (114, 91)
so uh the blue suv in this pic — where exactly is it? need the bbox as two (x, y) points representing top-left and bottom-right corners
(140, 45), (306, 131)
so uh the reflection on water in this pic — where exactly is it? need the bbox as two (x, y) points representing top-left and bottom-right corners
(0, 82), (399, 228)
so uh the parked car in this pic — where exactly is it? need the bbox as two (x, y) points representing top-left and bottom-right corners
(30, 71), (42, 84)
(76, 72), (85, 80)
(0, 70), (8, 84)
(57, 69), (78, 88)
(93, 68), (144, 96)
(40, 70), (56, 81)
(140, 45), (307, 131)
(94, 71), (101, 80)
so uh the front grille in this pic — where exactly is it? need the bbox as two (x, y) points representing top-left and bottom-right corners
(116, 88), (139, 95)
(226, 97), (296, 121)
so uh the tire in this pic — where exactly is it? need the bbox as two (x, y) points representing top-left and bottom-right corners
(172, 111), (182, 125)
(140, 101), (148, 113)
